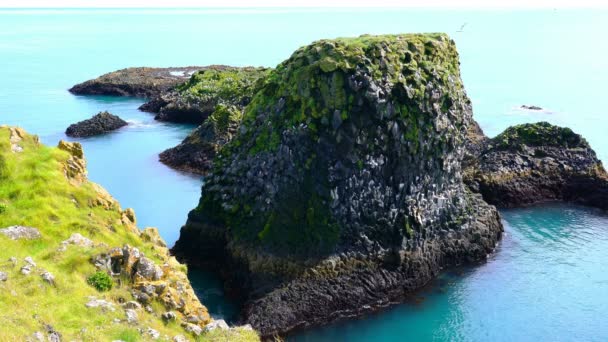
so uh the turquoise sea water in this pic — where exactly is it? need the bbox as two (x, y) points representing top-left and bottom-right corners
(0, 8), (607, 341)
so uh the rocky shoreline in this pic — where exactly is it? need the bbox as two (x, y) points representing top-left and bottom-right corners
(68, 33), (608, 339)
(69, 66), (204, 97)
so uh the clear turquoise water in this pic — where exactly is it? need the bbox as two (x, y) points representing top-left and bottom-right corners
(1, 8), (607, 340)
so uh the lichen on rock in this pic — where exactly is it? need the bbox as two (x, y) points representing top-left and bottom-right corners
(173, 33), (503, 337)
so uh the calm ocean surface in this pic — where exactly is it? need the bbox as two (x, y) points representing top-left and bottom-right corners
(1, 8), (607, 341)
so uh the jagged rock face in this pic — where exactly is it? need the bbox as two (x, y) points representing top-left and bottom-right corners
(69, 66), (203, 97)
(182, 33), (480, 255)
(141, 67), (270, 124)
(65, 111), (128, 138)
(57, 140), (87, 184)
(465, 122), (608, 209)
(174, 33), (503, 336)
(159, 104), (243, 175)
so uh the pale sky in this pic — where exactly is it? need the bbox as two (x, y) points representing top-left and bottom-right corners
(2, 0), (608, 8)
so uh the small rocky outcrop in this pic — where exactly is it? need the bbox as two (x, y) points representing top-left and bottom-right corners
(65, 111), (128, 138)
(0, 226), (41, 240)
(521, 105), (543, 111)
(159, 104), (242, 174)
(139, 66), (270, 124)
(92, 244), (212, 328)
(173, 33), (503, 337)
(69, 66), (203, 97)
(57, 140), (87, 184)
(464, 122), (608, 209)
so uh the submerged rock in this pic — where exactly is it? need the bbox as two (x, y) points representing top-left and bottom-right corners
(0, 226), (41, 240)
(65, 111), (128, 138)
(69, 66), (203, 97)
(521, 105), (543, 111)
(173, 33), (503, 337)
(464, 121), (608, 209)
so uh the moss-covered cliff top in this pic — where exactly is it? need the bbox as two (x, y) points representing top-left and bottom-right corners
(177, 67), (271, 106)
(0, 126), (258, 341)
(240, 33), (460, 136)
(491, 122), (589, 150)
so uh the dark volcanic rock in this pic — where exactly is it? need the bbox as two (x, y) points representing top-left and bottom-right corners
(173, 33), (503, 337)
(65, 112), (128, 138)
(464, 121), (608, 209)
(69, 66), (204, 97)
(159, 105), (242, 174)
(141, 66), (270, 124)
(521, 105), (543, 110)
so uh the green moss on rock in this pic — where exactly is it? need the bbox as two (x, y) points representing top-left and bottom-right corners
(185, 33), (472, 257)
(491, 121), (588, 150)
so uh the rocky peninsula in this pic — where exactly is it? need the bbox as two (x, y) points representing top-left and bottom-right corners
(69, 66), (204, 97)
(0, 126), (257, 341)
(65, 111), (128, 138)
(172, 33), (504, 337)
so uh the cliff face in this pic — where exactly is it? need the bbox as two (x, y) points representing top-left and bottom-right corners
(465, 122), (608, 209)
(157, 67), (271, 174)
(173, 34), (503, 336)
(0, 126), (258, 341)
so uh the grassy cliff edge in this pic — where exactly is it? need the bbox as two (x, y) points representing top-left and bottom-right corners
(0, 126), (258, 342)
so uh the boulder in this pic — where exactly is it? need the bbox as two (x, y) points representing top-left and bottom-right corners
(41, 271), (55, 286)
(58, 233), (94, 251)
(85, 298), (115, 312)
(204, 319), (229, 332)
(125, 309), (138, 324)
(0, 271), (7, 282)
(0, 226), (41, 240)
(65, 112), (128, 138)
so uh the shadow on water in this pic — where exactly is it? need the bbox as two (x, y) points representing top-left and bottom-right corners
(187, 268), (242, 323)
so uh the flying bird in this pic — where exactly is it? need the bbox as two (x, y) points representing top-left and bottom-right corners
(457, 23), (467, 33)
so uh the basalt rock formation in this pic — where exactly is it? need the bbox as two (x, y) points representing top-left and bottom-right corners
(65, 111), (128, 138)
(464, 121), (608, 209)
(155, 67), (271, 174)
(173, 33), (503, 337)
(69, 66), (203, 97)
(159, 104), (243, 174)
(140, 66), (270, 124)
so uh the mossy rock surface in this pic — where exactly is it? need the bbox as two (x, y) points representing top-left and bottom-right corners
(491, 121), (588, 150)
(148, 66), (271, 124)
(180, 33), (479, 257)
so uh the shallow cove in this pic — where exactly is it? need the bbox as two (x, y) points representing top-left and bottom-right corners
(1, 8), (607, 340)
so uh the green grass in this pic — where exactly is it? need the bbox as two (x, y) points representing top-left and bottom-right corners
(0, 126), (259, 341)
